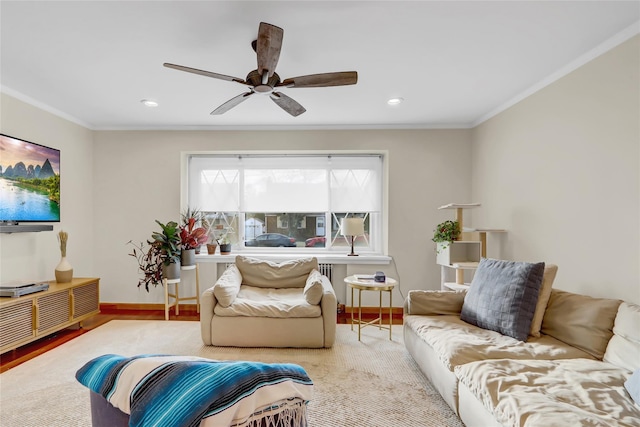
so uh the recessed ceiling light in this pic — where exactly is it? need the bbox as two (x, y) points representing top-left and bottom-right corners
(387, 97), (404, 106)
(141, 99), (158, 107)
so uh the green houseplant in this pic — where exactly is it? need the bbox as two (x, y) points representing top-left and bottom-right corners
(432, 220), (460, 253)
(152, 220), (181, 278)
(128, 219), (182, 291)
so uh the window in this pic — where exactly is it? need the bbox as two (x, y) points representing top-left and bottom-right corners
(186, 153), (384, 253)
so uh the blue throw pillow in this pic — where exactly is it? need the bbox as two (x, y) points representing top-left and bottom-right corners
(625, 369), (640, 406)
(460, 258), (545, 342)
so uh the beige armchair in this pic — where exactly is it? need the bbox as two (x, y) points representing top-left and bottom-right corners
(201, 256), (337, 348)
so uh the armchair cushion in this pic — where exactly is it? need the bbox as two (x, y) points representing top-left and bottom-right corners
(235, 256), (319, 288)
(213, 264), (242, 307)
(303, 269), (324, 305)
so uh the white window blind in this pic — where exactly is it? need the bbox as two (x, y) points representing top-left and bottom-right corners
(188, 154), (382, 214)
(243, 157), (328, 212)
(330, 156), (381, 212)
(189, 156), (241, 211)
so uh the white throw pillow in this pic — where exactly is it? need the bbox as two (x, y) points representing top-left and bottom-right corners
(303, 269), (324, 305)
(625, 369), (640, 407)
(213, 264), (242, 307)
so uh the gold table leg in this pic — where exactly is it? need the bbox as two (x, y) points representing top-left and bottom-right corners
(389, 289), (393, 340)
(358, 288), (363, 341)
(350, 285), (354, 332)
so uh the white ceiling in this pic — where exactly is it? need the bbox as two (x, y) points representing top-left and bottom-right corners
(1, 1), (638, 130)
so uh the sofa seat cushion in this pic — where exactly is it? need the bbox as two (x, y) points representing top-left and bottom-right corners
(404, 314), (594, 372)
(455, 358), (640, 427)
(214, 285), (321, 318)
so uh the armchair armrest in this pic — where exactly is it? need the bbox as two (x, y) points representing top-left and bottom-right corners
(200, 286), (218, 345)
(404, 290), (466, 316)
(320, 276), (337, 348)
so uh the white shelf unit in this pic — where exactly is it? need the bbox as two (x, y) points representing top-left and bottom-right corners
(435, 203), (505, 290)
(437, 241), (481, 290)
(436, 241), (481, 267)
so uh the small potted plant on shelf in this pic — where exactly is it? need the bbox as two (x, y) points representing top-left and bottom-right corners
(179, 217), (208, 266)
(218, 236), (232, 255)
(432, 220), (460, 253)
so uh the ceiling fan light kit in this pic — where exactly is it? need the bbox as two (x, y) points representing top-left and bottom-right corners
(164, 22), (358, 117)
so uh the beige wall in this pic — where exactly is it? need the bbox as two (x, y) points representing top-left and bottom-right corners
(2, 35), (637, 307)
(92, 129), (472, 304)
(0, 94), (95, 284)
(471, 35), (640, 304)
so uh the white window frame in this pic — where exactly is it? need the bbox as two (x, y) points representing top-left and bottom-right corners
(180, 150), (389, 255)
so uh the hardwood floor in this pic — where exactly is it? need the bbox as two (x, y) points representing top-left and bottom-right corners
(0, 306), (199, 373)
(0, 305), (402, 373)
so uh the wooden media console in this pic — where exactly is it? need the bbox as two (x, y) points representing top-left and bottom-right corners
(0, 277), (100, 353)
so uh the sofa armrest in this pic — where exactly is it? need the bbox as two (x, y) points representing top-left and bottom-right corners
(320, 276), (337, 348)
(404, 290), (466, 316)
(200, 286), (218, 345)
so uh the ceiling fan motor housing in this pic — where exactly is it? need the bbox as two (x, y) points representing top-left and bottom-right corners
(247, 70), (280, 93)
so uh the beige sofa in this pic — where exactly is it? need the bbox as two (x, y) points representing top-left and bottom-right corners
(201, 256), (336, 348)
(404, 286), (640, 426)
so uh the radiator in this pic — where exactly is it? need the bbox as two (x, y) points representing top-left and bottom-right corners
(318, 263), (333, 282)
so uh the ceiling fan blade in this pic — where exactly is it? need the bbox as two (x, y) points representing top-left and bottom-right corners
(211, 92), (254, 115)
(256, 22), (283, 80)
(164, 63), (246, 85)
(279, 71), (358, 88)
(270, 92), (306, 117)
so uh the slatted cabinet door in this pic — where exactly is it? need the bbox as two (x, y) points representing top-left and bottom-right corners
(72, 281), (99, 320)
(36, 290), (69, 334)
(0, 299), (34, 350)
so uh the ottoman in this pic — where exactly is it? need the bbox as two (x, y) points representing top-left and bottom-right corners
(76, 354), (313, 427)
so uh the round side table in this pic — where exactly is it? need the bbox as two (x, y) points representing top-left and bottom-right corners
(344, 275), (397, 341)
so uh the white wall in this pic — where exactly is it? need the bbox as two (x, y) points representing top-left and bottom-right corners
(92, 129), (472, 305)
(0, 94), (95, 284)
(471, 35), (640, 304)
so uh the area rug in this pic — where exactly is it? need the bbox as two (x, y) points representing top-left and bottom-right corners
(0, 321), (463, 427)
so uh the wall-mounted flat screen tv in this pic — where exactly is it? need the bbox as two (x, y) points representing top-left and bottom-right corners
(0, 134), (60, 223)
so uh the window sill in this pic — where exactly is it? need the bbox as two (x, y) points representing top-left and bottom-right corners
(195, 252), (391, 265)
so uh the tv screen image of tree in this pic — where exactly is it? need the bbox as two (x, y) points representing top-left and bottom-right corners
(0, 134), (61, 222)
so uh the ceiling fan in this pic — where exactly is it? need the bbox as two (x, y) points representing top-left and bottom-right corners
(164, 22), (358, 117)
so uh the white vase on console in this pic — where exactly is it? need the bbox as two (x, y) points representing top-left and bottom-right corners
(55, 230), (73, 283)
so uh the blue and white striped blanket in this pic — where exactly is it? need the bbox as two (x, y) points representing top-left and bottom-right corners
(75, 354), (313, 427)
